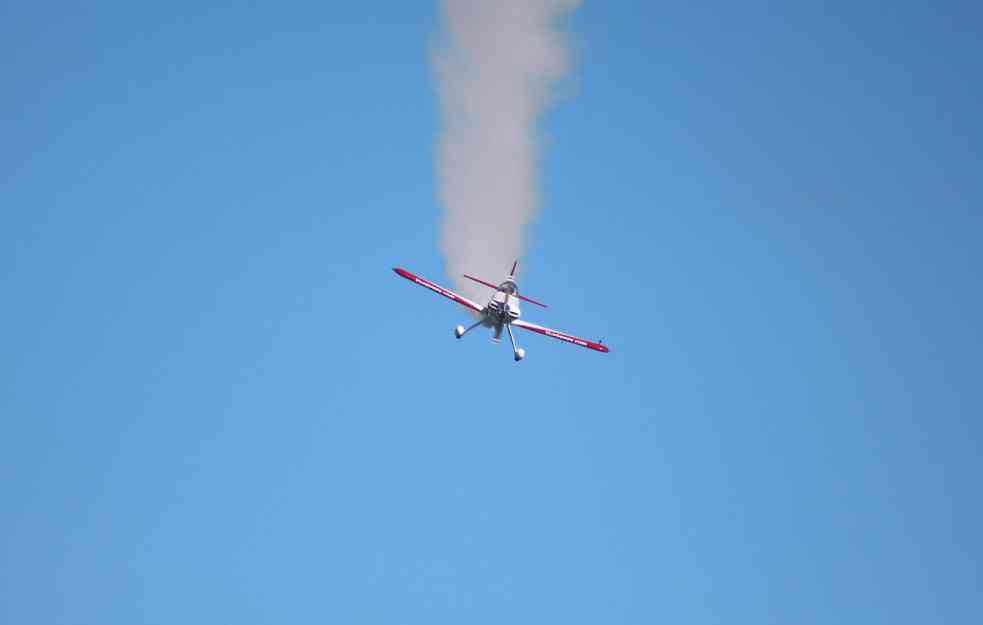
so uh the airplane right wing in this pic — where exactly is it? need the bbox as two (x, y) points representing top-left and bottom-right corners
(512, 319), (610, 353)
(393, 267), (484, 314)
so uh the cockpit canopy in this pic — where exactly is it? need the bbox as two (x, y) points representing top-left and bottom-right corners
(498, 280), (518, 295)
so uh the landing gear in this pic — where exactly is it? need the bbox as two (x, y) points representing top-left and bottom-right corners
(506, 324), (525, 361)
(454, 319), (526, 362)
(455, 320), (482, 339)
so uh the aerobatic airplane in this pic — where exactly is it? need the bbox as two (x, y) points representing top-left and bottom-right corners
(393, 261), (609, 361)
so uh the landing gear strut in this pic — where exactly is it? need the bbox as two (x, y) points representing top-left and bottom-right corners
(507, 324), (526, 361)
(455, 320), (482, 339)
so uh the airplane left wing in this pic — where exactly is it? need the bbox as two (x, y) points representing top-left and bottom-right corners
(512, 319), (610, 353)
(393, 267), (484, 314)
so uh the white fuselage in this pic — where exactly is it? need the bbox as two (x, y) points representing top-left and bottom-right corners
(479, 281), (522, 343)
(486, 290), (521, 321)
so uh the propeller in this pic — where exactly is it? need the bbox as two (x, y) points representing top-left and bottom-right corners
(462, 274), (548, 308)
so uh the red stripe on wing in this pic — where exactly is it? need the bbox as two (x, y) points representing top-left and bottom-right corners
(512, 319), (609, 353)
(393, 267), (484, 313)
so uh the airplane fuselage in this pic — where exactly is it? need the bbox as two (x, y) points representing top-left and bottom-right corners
(479, 279), (522, 341)
(485, 288), (521, 321)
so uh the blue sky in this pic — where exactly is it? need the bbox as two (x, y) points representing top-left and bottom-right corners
(2, 2), (981, 623)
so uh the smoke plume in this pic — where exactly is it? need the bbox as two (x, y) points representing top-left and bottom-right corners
(433, 0), (580, 301)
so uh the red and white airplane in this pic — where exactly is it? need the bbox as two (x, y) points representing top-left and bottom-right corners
(393, 261), (609, 361)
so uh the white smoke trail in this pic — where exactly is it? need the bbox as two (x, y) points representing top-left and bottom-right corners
(433, 0), (580, 302)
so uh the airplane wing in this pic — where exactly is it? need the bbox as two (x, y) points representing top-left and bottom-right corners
(512, 319), (610, 353)
(393, 267), (484, 314)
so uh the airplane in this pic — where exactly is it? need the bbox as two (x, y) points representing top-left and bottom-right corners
(392, 260), (609, 361)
